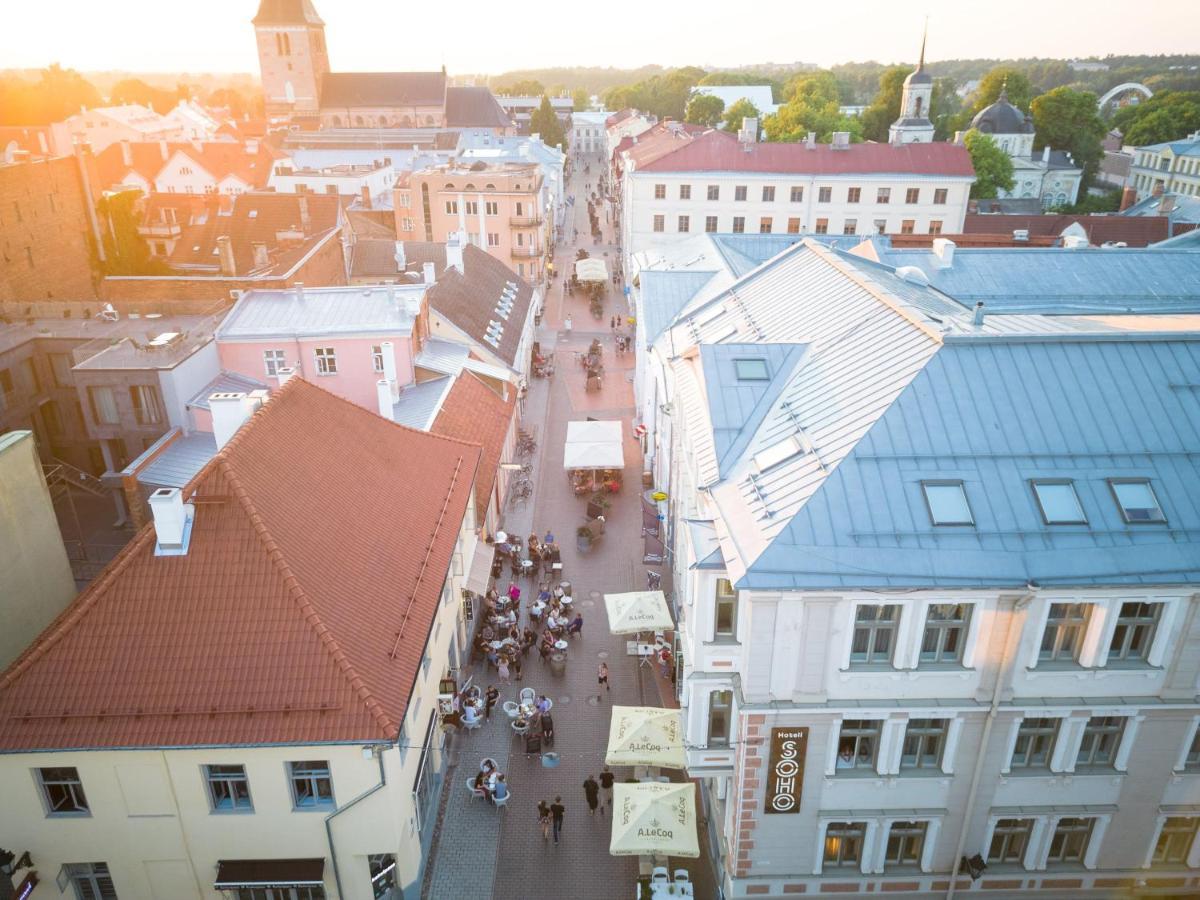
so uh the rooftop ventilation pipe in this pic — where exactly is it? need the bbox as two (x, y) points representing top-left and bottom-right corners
(973, 302), (986, 326)
(376, 379), (394, 422)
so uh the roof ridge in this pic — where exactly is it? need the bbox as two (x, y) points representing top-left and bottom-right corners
(216, 454), (397, 738)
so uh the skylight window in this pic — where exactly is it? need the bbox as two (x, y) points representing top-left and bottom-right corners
(922, 481), (974, 526)
(1031, 480), (1087, 525)
(734, 358), (770, 381)
(1110, 479), (1166, 523)
(754, 435), (803, 472)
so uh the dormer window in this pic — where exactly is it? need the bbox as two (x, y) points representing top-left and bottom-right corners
(1109, 479), (1166, 523)
(734, 358), (769, 381)
(1031, 480), (1087, 525)
(922, 480), (973, 526)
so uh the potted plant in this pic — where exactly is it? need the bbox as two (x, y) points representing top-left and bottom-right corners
(576, 524), (592, 553)
(586, 491), (611, 520)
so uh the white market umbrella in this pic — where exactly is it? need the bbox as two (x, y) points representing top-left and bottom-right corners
(575, 257), (609, 282)
(609, 782), (699, 858)
(604, 590), (673, 634)
(606, 706), (686, 769)
(563, 420), (624, 470)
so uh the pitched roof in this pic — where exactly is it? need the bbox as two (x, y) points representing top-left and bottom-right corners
(432, 372), (516, 509)
(216, 281), (426, 340)
(961, 213), (1169, 248)
(93, 140), (284, 192)
(351, 238), (402, 278)
(445, 86), (513, 129)
(321, 72), (447, 109)
(401, 243), (535, 368)
(253, 0), (324, 24)
(0, 378), (480, 750)
(634, 128), (975, 177)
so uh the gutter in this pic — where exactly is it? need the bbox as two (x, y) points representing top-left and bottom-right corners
(325, 745), (388, 900)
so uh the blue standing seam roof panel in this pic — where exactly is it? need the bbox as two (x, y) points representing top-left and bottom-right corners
(638, 270), (719, 345)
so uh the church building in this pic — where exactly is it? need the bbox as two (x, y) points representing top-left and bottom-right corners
(888, 31), (935, 143)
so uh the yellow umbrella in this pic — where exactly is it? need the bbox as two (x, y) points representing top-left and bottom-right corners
(606, 706), (686, 769)
(604, 590), (673, 634)
(609, 782), (699, 858)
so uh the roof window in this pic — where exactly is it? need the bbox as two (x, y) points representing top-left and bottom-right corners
(754, 435), (803, 472)
(1109, 479), (1166, 523)
(734, 358), (769, 381)
(922, 480), (974, 526)
(1031, 480), (1087, 525)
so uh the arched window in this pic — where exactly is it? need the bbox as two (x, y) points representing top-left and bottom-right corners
(401, 116), (413, 127)
(465, 183), (476, 190)
(485, 183), (496, 190)
(380, 117), (391, 128)
(355, 116), (365, 126)
(331, 116), (342, 127)
(424, 115), (435, 125)
(914, 96), (923, 117)
(445, 183), (456, 190)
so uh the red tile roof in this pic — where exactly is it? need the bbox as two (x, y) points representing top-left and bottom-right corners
(634, 129), (976, 177)
(961, 213), (1169, 248)
(0, 378), (480, 750)
(432, 372), (516, 512)
(93, 140), (284, 193)
(623, 123), (705, 169)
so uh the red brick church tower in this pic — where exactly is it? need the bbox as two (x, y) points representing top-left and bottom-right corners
(253, 0), (330, 119)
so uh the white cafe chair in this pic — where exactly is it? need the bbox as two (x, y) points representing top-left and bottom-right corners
(673, 870), (690, 883)
(502, 701), (520, 719)
(465, 778), (486, 801)
(650, 867), (670, 884)
(493, 791), (511, 810)
(519, 687), (536, 705)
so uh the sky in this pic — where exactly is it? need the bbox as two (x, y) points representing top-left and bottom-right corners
(2, 0), (1196, 76)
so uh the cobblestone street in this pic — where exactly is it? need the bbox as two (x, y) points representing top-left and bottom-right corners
(421, 153), (715, 899)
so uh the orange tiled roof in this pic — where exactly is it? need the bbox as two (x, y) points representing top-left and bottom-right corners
(432, 372), (516, 513)
(93, 140), (284, 192)
(0, 378), (480, 750)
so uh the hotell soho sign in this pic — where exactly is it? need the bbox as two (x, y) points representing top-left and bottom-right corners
(764, 727), (808, 814)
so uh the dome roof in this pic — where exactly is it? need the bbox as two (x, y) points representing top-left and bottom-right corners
(904, 67), (933, 86)
(971, 89), (1034, 135)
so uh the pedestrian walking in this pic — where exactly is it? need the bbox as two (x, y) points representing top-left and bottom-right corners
(600, 766), (615, 812)
(538, 800), (552, 841)
(610, 315), (617, 332)
(512, 653), (523, 681)
(584, 775), (600, 816)
(484, 684), (499, 719)
(597, 662), (610, 695)
(564, 314), (573, 335)
(498, 656), (510, 684)
(551, 795), (566, 844)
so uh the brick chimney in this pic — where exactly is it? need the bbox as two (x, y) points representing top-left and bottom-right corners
(216, 235), (236, 276)
(361, 186), (372, 209)
(120, 140), (132, 167)
(1119, 186), (1137, 212)
(1152, 182), (1165, 198)
(298, 194), (311, 231)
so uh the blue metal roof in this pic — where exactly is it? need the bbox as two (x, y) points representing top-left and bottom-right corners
(708, 234), (864, 278)
(742, 336), (1200, 590)
(392, 376), (452, 429)
(186, 371), (269, 410)
(867, 246), (1200, 314)
(639, 269), (718, 344)
(136, 433), (218, 490)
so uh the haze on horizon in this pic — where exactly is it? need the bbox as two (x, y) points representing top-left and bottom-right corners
(3, 0), (1196, 77)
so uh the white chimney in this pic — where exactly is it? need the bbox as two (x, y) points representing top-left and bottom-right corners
(1042, 145), (1051, 164)
(148, 487), (193, 552)
(294, 281), (305, 302)
(806, 132), (816, 150)
(159, 140), (169, 161)
(210, 391), (252, 451)
(1063, 234), (1090, 250)
(120, 139), (132, 167)
(973, 301), (986, 327)
(446, 231), (465, 273)
(423, 262), (436, 285)
(932, 238), (956, 268)
(394, 240), (407, 272)
(376, 379), (394, 421)
(276, 366), (296, 387)
(738, 118), (758, 145)
(381, 340), (399, 400)
(831, 131), (850, 149)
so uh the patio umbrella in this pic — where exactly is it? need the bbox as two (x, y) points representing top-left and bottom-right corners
(606, 706), (686, 769)
(604, 590), (673, 634)
(609, 782), (699, 858)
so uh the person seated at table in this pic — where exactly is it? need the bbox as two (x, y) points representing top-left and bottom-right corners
(544, 529), (555, 546)
(481, 623), (495, 640)
(538, 587), (552, 604)
(485, 647), (500, 668)
(528, 532), (540, 555)
(536, 695), (552, 715)
(566, 613), (584, 637)
(522, 626), (537, 649)
(462, 703), (481, 727)
(491, 774), (509, 802)
(473, 770), (488, 795)
(507, 582), (521, 603)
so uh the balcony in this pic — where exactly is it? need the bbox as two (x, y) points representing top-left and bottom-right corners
(509, 215), (544, 228)
(510, 246), (540, 259)
(138, 222), (182, 238)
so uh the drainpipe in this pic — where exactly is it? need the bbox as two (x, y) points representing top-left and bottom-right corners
(946, 588), (1035, 900)
(325, 745), (388, 899)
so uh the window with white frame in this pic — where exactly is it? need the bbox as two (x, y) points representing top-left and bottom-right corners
(704, 216), (718, 233)
(205, 764), (252, 811)
(679, 184), (691, 200)
(1047, 817), (1094, 865)
(412, 712), (441, 832)
(1039, 603), (1090, 664)
(708, 690), (733, 746)
(371, 345), (385, 373)
(920, 604), (971, 665)
(824, 822), (867, 867)
(314, 347), (337, 375)
(988, 818), (1034, 865)
(62, 862), (117, 900)
(708, 185), (720, 200)
(762, 185), (775, 202)
(900, 719), (948, 771)
(1185, 723), (1200, 772)
(884, 821), (927, 868)
(1075, 717), (1125, 768)
(1032, 480), (1087, 525)
(38, 767), (90, 815)
(485, 201), (498, 216)
(445, 200), (458, 214)
(922, 480), (974, 525)
(1011, 718), (1058, 769)
(850, 604), (898, 665)
(263, 349), (286, 377)
(836, 719), (880, 771)
(790, 186), (803, 202)
(1154, 817), (1199, 865)
(289, 760), (334, 809)
(734, 185), (747, 201)
(714, 578), (737, 639)
(654, 184), (666, 199)
(653, 214), (665, 233)
(1110, 479), (1167, 523)
(1108, 601), (1161, 663)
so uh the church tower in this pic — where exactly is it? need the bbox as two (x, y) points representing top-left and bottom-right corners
(253, 0), (330, 119)
(889, 26), (935, 144)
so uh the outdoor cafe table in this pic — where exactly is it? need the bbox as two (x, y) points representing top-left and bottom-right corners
(554, 640), (569, 651)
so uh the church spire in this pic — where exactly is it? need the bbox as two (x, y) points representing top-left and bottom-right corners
(918, 18), (928, 70)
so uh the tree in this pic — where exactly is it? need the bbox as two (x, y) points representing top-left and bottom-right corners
(110, 77), (181, 113)
(963, 130), (1015, 199)
(765, 71), (862, 143)
(685, 93), (725, 127)
(498, 79), (544, 96)
(600, 66), (707, 120)
(572, 88), (591, 112)
(1031, 87), (1107, 187)
(1111, 90), (1200, 145)
(207, 87), (263, 119)
(96, 191), (171, 276)
(529, 95), (567, 149)
(722, 98), (760, 133)
(859, 66), (910, 142)
(0, 65), (101, 125)
(970, 67), (1034, 116)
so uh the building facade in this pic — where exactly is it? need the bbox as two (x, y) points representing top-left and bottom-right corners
(252, 0), (330, 118)
(888, 34), (934, 143)
(571, 111), (609, 155)
(619, 128), (973, 273)
(1129, 131), (1200, 202)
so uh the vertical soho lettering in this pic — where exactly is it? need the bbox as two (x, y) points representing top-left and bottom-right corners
(764, 727), (807, 814)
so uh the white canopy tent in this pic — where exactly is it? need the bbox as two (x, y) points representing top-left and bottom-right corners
(575, 257), (609, 282)
(609, 782), (700, 858)
(563, 420), (624, 470)
(604, 590), (673, 634)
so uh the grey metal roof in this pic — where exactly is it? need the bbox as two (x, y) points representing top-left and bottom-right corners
(187, 371), (269, 410)
(137, 433), (218, 490)
(708, 233), (866, 278)
(867, 246), (1200, 314)
(1124, 192), (1200, 225)
(414, 337), (470, 376)
(639, 270), (719, 344)
(744, 337), (1200, 589)
(392, 376), (453, 429)
(216, 285), (426, 340)
(971, 93), (1034, 134)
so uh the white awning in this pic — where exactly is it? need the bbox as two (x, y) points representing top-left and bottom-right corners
(563, 419), (624, 469)
(575, 258), (609, 282)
